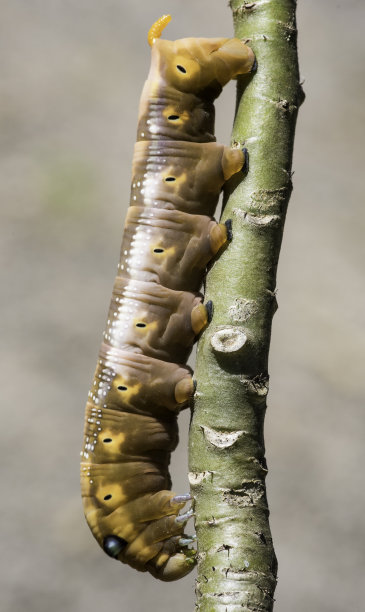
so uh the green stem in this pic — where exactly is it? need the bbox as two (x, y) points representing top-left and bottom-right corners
(188, 1), (304, 610)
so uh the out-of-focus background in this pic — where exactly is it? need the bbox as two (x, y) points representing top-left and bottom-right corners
(1, 1), (364, 610)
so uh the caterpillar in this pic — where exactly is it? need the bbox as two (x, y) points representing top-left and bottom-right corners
(81, 15), (255, 582)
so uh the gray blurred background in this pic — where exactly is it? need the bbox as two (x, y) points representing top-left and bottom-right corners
(1, 1), (364, 610)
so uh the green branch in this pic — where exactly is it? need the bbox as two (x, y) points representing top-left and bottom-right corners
(188, 1), (304, 609)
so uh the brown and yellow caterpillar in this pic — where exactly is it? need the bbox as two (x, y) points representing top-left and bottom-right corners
(81, 15), (255, 582)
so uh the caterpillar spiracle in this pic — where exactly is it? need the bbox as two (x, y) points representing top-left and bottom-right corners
(81, 15), (255, 582)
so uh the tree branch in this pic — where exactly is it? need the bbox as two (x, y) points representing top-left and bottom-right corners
(189, 0), (303, 609)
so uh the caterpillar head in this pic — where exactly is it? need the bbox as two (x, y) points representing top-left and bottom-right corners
(147, 16), (255, 98)
(150, 37), (255, 98)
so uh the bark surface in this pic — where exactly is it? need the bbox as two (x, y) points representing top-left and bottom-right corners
(189, 1), (304, 609)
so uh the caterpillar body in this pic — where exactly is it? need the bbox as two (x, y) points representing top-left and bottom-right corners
(81, 16), (255, 582)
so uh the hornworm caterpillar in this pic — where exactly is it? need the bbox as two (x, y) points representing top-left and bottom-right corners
(81, 15), (255, 581)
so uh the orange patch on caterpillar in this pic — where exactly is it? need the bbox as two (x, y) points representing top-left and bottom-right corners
(111, 375), (142, 406)
(95, 482), (127, 511)
(162, 105), (190, 125)
(133, 318), (158, 333)
(150, 244), (176, 258)
(161, 169), (187, 188)
(97, 427), (126, 451)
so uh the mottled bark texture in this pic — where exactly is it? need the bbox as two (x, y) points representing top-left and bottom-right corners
(189, 1), (304, 609)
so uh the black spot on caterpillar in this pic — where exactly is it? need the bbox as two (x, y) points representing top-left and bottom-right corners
(80, 15), (255, 582)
